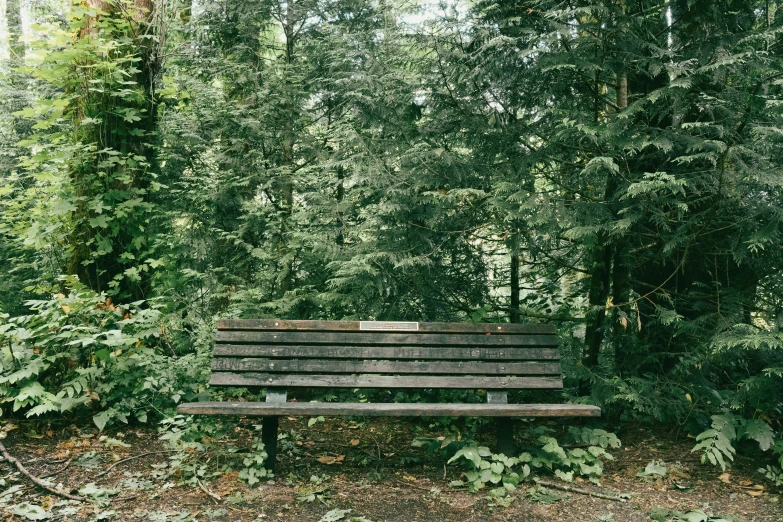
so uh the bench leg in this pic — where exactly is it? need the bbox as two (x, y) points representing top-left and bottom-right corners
(495, 418), (515, 456)
(262, 416), (279, 472)
(486, 391), (515, 456)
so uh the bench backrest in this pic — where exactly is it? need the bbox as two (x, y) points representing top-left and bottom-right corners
(211, 320), (562, 390)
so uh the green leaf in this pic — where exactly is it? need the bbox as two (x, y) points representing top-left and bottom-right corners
(742, 419), (775, 451)
(448, 446), (482, 468)
(93, 411), (110, 432)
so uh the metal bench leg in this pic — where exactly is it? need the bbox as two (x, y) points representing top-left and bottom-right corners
(488, 391), (515, 456)
(262, 416), (279, 471)
(262, 389), (287, 472)
(495, 418), (515, 456)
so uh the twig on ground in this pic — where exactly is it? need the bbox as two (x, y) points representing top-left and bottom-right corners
(0, 440), (84, 502)
(95, 450), (178, 478)
(196, 478), (222, 504)
(534, 479), (630, 502)
(41, 458), (72, 479)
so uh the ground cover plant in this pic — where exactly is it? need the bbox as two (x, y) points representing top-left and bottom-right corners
(1, 0), (783, 519)
(0, 418), (779, 521)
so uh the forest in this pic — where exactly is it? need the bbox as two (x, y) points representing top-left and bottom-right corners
(0, 0), (782, 520)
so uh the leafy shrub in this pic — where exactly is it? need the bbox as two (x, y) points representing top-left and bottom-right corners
(159, 414), (271, 486)
(419, 426), (620, 493)
(0, 278), (209, 429)
(521, 427), (620, 484)
(692, 413), (777, 471)
(650, 506), (743, 522)
(446, 445), (527, 493)
(238, 427), (270, 485)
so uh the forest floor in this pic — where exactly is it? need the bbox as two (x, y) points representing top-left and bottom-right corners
(0, 417), (780, 522)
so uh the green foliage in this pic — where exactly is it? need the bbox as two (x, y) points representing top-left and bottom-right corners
(297, 474), (332, 504)
(524, 485), (568, 505)
(692, 413), (779, 471)
(637, 460), (668, 479)
(1, 0), (783, 488)
(649, 506), (743, 522)
(427, 427), (620, 492)
(238, 428), (270, 485)
(447, 445), (527, 493)
(523, 427), (620, 485)
(759, 439), (783, 486)
(158, 414), (272, 489)
(7, 1), (164, 302)
(0, 278), (207, 429)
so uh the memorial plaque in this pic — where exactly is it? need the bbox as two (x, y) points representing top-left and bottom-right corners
(359, 321), (419, 331)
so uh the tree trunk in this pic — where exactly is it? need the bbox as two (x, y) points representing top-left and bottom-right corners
(278, 0), (296, 297)
(68, 0), (158, 301)
(336, 165), (345, 246)
(582, 66), (628, 373)
(510, 233), (520, 323)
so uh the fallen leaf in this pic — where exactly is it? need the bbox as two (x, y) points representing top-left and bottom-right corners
(287, 417), (297, 421)
(719, 473), (731, 484)
(403, 475), (416, 482)
(316, 455), (345, 465)
(350, 439), (360, 446)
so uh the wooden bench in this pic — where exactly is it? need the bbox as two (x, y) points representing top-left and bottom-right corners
(177, 319), (600, 470)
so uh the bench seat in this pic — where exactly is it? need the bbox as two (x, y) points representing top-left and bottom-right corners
(177, 402), (601, 417)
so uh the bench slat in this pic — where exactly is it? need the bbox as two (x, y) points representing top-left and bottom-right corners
(213, 345), (560, 360)
(215, 331), (558, 346)
(209, 372), (563, 389)
(218, 319), (556, 335)
(211, 358), (561, 375)
(177, 402), (600, 417)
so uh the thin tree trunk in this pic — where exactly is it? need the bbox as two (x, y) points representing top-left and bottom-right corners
(610, 70), (629, 368)
(278, 0), (296, 296)
(510, 233), (520, 323)
(336, 165), (345, 246)
(582, 61), (628, 375)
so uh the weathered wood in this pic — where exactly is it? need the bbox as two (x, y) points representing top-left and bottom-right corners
(262, 390), (286, 472)
(211, 358), (562, 375)
(215, 330), (558, 347)
(209, 372), (563, 389)
(177, 402), (601, 417)
(182, 320), (602, 432)
(218, 319), (556, 335)
(213, 345), (560, 361)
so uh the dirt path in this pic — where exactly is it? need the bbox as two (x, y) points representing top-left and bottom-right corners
(0, 418), (779, 521)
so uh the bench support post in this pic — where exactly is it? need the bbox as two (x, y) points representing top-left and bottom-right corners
(488, 391), (514, 456)
(262, 389), (287, 472)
